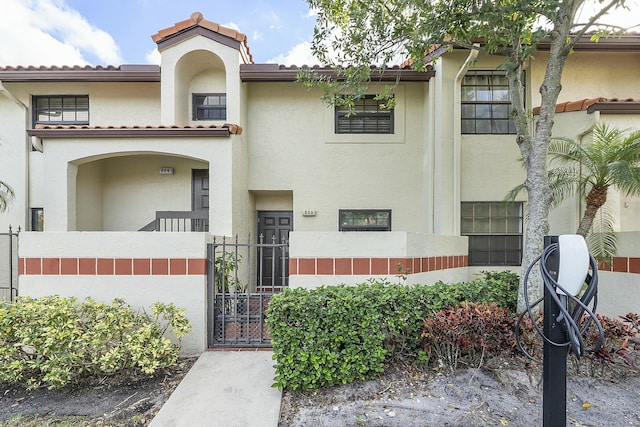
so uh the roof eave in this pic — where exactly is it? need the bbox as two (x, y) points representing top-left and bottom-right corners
(536, 34), (640, 51)
(240, 64), (435, 82)
(0, 65), (160, 83)
(155, 26), (242, 54)
(587, 102), (640, 114)
(27, 127), (232, 138)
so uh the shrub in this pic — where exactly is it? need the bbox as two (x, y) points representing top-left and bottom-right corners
(267, 271), (520, 391)
(421, 302), (516, 370)
(472, 270), (519, 313)
(266, 286), (387, 392)
(0, 296), (191, 389)
(516, 310), (640, 377)
(576, 312), (640, 376)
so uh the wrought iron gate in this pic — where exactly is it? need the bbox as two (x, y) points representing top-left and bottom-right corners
(207, 234), (289, 347)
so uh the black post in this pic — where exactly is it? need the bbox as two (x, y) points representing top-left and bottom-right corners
(543, 235), (567, 427)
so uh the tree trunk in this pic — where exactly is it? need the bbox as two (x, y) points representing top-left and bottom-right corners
(576, 185), (608, 236)
(513, 2), (579, 312)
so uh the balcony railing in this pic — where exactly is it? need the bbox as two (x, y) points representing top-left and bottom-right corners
(139, 210), (208, 232)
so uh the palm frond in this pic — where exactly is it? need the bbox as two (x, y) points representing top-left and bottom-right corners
(0, 181), (15, 213)
(585, 204), (617, 265)
(503, 182), (526, 203)
(547, 166), (580, 207)
(548, 137), (588, 166)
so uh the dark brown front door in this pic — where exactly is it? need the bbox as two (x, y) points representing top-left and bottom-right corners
(192, 169), (209, 231)
(257, 211), (292, 289)
(192, 169), (209, 211)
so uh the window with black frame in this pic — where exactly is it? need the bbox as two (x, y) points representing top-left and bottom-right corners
(461, 71), (518, 134)
(33, 95), (89, 125)
(461, 202), (523, 266)
(193, 93), (226, 121)
(339, 209), (391, 231)
(335, 95), (393, 134)
(31, 208), (44, 232)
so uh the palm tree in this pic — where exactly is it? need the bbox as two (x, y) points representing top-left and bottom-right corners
(506, 124), (640, 262)
(548, 124), (640, 260)
(0, 180), (14, 213)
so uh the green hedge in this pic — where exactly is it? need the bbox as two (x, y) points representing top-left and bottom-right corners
(0, 296), (191, 390)
(266, 271), (518, 391)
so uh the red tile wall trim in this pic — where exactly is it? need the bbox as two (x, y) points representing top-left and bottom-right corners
(289, 255), (470, 275)
(18, 257), (208, 275)
(290, 255), (640, 275)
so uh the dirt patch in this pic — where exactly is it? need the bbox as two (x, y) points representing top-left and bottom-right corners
(0, 357), (197, 426)
(1, 354), (638, 427)
(279, 357), (640, 427)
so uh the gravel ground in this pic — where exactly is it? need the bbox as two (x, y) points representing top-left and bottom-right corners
(279, 357), (640, 427)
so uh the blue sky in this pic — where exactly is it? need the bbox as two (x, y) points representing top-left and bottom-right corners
(1, 0), (638, 67)
(1, 0), (318, 66)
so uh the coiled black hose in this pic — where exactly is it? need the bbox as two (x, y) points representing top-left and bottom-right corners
(515, 242), (605, 363)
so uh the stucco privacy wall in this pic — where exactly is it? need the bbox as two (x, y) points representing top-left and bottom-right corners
(18, 232), (209, 355)
(288, 231), (469, 288)
(596, 232), (640, 318)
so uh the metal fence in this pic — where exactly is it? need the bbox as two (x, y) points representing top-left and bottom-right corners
(139, 210), (209, 232)
(0, 226), (19, 301)
(207, 234), (289, 347)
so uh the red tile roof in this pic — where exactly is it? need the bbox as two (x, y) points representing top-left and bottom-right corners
(28, 123), (243, 138)
(533, 97), (640, 115)
(152, 12), (253, 63)
(239, 64), (434, 82)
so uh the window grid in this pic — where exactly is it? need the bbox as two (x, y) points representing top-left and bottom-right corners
(461, 202), (523, 266)
(461, 71), (516, 134)
(335, 96), (393, 134)
(33, 95), (89, 125)
(193, 94), (227, 121)
(339, 209), (392, 232)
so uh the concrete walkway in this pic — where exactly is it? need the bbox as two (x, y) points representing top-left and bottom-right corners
(150, 350), (281, 427)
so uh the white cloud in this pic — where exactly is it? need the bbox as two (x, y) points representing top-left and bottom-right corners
(145, 48), (161, 65)
(223, 21), (241, 32)
(303, 7), (318, 19)
(0, 0), (122, 66)
(267, 41), (319, 66)
(252, 30), (263, 41)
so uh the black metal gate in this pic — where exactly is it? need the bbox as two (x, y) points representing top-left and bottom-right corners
(207, 234), (289, 347)
(0, 226), (19, 301)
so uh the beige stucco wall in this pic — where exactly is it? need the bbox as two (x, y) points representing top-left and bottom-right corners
(40, 137), (235, 235)
(0, 89), (30, 231)
(76, 155), (208, 231)
(0, 80), (160, 232)
(2, 81), (160, 126)
(530, 51), (640, 107)
(160, 37), (244, 126)
(76, 160), (104, 231)
(245, 81), (430, 234)
(457, 53), (528, 209)
(546, 111), (640, 234)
